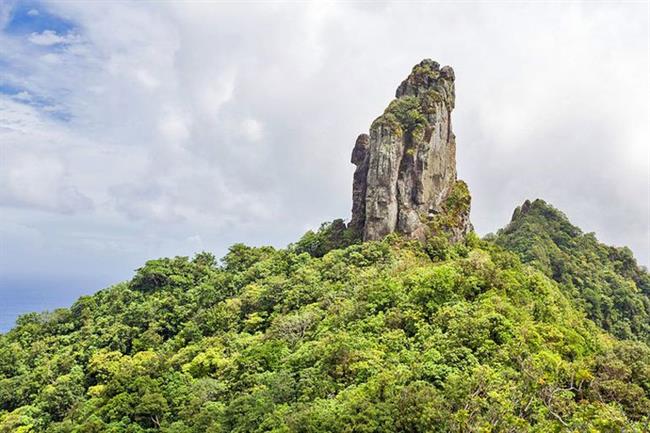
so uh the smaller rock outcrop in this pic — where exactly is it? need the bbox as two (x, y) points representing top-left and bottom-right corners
(350, 59), (472, 242)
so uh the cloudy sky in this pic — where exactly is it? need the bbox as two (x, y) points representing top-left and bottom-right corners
(0, 1), (648, 328)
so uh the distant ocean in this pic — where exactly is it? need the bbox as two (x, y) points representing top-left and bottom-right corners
(0, 276), (109, 333)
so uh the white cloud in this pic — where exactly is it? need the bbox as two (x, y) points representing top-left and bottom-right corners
(196, 68), (237, 117)
(0, 1), (14, 29)
(27, 9), (39, 17)
(0, 0), (647, 298)
(28, 29), (79, 46)
(13, 91), (32, 102)
(1, 152), (88, 212)
(241, 118), (264, 142)
(0, 97), (93, 213)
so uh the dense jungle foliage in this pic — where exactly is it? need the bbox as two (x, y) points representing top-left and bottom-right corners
(494, 199), (650, 343)
(1, 201), (649, 432)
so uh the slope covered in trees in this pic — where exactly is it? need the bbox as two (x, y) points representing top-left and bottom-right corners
(1, 220), (649, 432)
(493, 199), (650, 343)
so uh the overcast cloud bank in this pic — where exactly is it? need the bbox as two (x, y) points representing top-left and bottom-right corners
(0, 1), (648, 328)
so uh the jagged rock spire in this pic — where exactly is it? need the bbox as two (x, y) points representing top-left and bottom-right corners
(350, 59), (472, 242)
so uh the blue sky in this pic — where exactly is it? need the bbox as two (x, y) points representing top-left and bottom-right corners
(0, 1), (648, 331)
(3, 1), (74, 35)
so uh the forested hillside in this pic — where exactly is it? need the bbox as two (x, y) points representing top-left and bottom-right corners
(494, 199), (650, 343)
(1, 208), (649, 432)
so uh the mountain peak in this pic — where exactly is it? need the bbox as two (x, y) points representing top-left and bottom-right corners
(349, 59), (471, 242)
(506, 198), (582, 239)
(496, 198), (650, 342)
(510, 198), (564, 221)
(395, 59), (455, 106)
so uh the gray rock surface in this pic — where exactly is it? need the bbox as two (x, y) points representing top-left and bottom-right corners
(349, 134), (370, 235)
(350, 59), (472, 242)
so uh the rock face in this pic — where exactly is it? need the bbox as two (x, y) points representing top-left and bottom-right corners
(350, 59), (472, 242)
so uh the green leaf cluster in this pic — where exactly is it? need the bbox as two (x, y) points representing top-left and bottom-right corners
(425, 180), (471, 235)
(292, 219), (361, 258)
(1, 221), (648, 432)
(494, 199), (650, 343)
